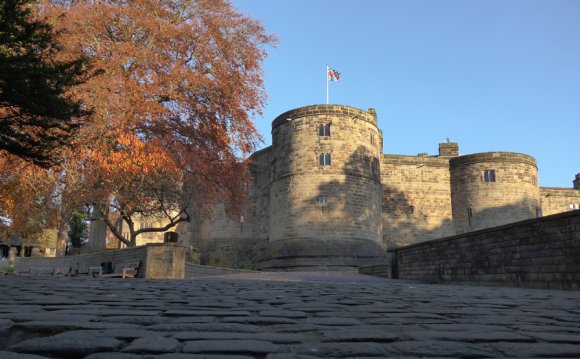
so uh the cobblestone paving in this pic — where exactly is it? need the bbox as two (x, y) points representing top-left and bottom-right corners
(1, 272), (580, 358)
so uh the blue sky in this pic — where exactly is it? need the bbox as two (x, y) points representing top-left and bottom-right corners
(231, 0), (580, 188)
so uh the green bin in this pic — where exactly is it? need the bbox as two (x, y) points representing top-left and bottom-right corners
(100, 261), (112, 274)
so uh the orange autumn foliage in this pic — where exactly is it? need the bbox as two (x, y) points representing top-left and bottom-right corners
(0, 154), (60, 241)
(38, 0), (275, 246)
(91, 133), (179, 178)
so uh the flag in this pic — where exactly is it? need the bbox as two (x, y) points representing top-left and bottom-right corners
(328, 67), (340, 81)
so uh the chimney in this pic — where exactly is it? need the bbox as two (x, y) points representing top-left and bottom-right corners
(438, 141), (459, 157)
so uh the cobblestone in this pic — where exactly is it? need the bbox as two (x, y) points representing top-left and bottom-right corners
(121, 337), (181, 353)
(1, 273), (580, 358)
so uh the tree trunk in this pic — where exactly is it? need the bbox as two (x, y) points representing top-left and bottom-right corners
(55, 187), (71, 257)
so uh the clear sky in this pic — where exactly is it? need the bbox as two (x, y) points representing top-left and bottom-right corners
(231, 0), (580, 188)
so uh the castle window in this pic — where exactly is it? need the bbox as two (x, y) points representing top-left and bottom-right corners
(467, 207), (473, 225)
(569, 204), (580, 210)
(319, 195), (328, 213)
(370, 133), (375, 145)
(483, 170), (496, 183)
(319, 153), (331, 166)
(531, 175), (537, 186)
(318, 123), (331, 137)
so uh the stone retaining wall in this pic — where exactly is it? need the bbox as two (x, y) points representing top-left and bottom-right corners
(382, 210), (580, 290)
(185, 263), (257, 278)
(358, 264), (390, 277)
(14, 243), (186, 279)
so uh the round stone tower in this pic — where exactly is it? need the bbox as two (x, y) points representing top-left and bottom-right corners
(256, 105), (385, 270)
(450, 152), (541, 234)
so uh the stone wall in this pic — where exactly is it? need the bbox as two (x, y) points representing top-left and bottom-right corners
(540, 187), (580, 216)
(14, 243), (186, 279)
(381, 155), (454, 248)
(450, 152), (540, 234)
(248, 147), (273, 265)
(185, 263), (257, 278)
(392, 210), (580, 290)
(184, 147), (272, 269)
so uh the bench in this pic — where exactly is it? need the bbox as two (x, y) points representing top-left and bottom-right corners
(100, 261), (141, 278)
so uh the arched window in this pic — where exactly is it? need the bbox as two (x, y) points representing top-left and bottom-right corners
(318, 124), (324, 136)
(324, 123), (331, 136)
(325, 153), (331, 165)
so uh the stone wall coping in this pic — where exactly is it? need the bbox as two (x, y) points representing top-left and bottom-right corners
(382, 154), (450, 167)
(144, 242), (186, 248)
(272, 104), (377, 130)
(450, 152), (537, 169)
(540, 187), (580, 193)
(393, 209), (580, 252)
(249, 145), (272, 161)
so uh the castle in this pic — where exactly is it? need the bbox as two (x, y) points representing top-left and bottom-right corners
(173, 104), (580, 270)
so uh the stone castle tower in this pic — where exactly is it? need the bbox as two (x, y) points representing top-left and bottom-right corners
(257, 105), (385, 269)
(450, 152), (541, 233)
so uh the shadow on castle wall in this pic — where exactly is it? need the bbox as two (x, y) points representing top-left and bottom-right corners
(301, 146), (381, 243)
(182, 143), (550, 269)
(381, 190), (454, 250)
(456, 198), (544, 235)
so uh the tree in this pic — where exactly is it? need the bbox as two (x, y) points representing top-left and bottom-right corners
(68, 209), (88, 248)
(0, 0), (92, 167)
(0, 153), (60, 246)
(43, 0), (275, 247)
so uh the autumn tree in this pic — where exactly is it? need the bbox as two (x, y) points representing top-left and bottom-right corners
(0, 0), (92, 167)
(43, 0), (275, 247)
(0, 153), (60, 248)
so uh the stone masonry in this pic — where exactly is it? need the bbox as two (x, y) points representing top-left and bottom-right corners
(391, 210), (580, 290)
(173, 104), (579, 270)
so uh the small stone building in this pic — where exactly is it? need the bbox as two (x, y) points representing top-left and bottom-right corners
(177, 104), (580, 270)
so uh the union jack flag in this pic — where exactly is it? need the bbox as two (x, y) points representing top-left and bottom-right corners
(328, 67), (340, 81)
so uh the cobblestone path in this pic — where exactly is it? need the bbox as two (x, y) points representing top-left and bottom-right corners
(1, 273), (580, 358)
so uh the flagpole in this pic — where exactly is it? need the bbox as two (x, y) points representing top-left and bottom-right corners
(326, 64), (329, 104)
